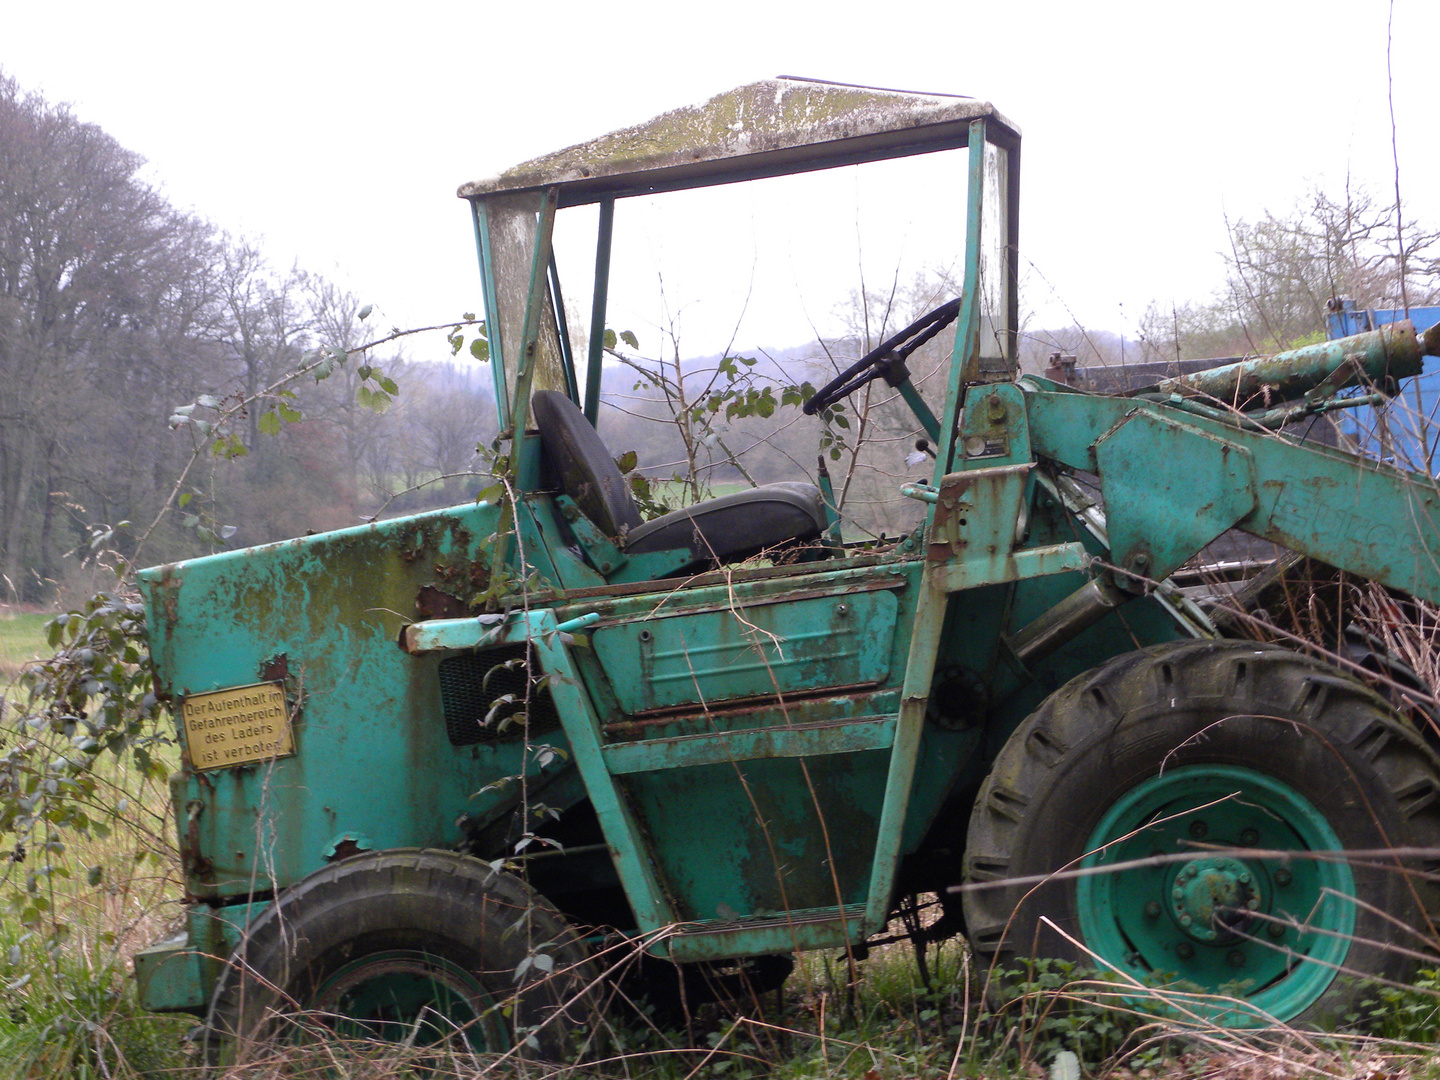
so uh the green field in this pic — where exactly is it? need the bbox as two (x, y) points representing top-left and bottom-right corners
(0, 609), (50, 684)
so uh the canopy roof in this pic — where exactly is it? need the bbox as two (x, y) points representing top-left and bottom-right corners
(458, 77), (1018, 207)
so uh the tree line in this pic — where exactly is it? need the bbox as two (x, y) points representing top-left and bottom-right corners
(1020, 186), (1440, 373)
(0, 72), (500, 602)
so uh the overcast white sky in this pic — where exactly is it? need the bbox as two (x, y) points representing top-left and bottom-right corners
(7, 0), (1438, 359)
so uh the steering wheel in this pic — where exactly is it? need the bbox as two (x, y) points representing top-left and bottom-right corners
(804, 298), (961, 415)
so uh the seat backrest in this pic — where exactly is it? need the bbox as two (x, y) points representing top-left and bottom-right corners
(531, 391), (644, 538)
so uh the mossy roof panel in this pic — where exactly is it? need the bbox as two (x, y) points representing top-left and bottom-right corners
(458, 78), (1017, 206)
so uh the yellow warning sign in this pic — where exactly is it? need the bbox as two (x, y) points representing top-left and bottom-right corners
(181, 682), (294, 771)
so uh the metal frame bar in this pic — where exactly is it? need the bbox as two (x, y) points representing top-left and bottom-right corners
(585, 198), (615, 425)
(471, 201), (510, 430)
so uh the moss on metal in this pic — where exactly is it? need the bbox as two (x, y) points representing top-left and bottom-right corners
(459, 78), (1008, 199)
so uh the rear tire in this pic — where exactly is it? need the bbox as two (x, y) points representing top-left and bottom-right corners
(963, 640), (1440, 1026)
(207, 848), (600, 1063)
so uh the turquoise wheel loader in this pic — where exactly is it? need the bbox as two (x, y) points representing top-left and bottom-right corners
(133, 79), (1440, 1057)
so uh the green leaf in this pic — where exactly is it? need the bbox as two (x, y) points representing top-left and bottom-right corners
(469, 338), (490, 362)
(615, 450), (638, 473)
(603, 328), (617, 350)
(278, 402), (302, 423)
(356, 386), (373, 410)
(86, 865), (103, 887)
(378, 375), (399, 395)
(178, 493), (192, 509)
(196, 394), (220, 409)
(257, 411), (281, 436)
(620, 330), (639, 348)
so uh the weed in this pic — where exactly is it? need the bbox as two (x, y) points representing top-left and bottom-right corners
(1348, 970), (1440, 1044)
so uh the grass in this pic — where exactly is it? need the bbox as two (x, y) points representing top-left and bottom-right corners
(0, 608), (50, 686)
(0, 604), (188, 1079)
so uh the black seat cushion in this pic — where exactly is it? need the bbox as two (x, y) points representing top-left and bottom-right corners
(625, 482), (826, 571)
(531, 389), (827, 574)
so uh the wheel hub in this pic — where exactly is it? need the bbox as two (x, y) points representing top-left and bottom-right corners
(1077, 764), (1357, 1024)
(1168, 856), (1259, 942)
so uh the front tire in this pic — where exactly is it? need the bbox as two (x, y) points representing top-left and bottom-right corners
(963, 641), (1440, 1026)
(207, 848), (600, 1063)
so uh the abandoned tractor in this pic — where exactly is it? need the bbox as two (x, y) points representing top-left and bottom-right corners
(134, 79), (1440, 1057)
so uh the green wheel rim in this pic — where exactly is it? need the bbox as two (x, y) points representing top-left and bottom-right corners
(1076, 765), (1355, 1024)
(309, 949), (504, 1050)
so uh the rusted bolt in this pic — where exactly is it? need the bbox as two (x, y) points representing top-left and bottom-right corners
(1228, 950), (1246, 968)
(1189, 820), (1208, 839)
(1240, 828), (1259, 846)
(1176, 943), (1194, 960)
(1274, 869), (1292, 887)
(1268, 922), (1286, 939)
(1145, 901), (1161, 918)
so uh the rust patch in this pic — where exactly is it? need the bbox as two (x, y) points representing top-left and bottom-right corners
(416, 584), (470, 621)
(928, 476), (977, 563)
(327, 837), (369, 862)
(259, 653), (290, 684)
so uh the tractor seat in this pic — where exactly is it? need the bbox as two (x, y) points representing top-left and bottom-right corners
(532, 390), (827, 577)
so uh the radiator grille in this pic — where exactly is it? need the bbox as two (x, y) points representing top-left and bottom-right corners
(438, 646), (561, 747)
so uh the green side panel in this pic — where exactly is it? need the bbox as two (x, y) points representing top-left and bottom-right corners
(624, 748), (889, 922)
(1094, 411), (1256, 581)
(133, 933), (207, 1013)
(136, 900), (269, 1014)
(591, 590), (898, 714)
(1025, 387), (1440, 605)
(137, 502), (567, 899)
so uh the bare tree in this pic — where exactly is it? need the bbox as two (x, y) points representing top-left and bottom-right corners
(0, 71), (220, 597)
